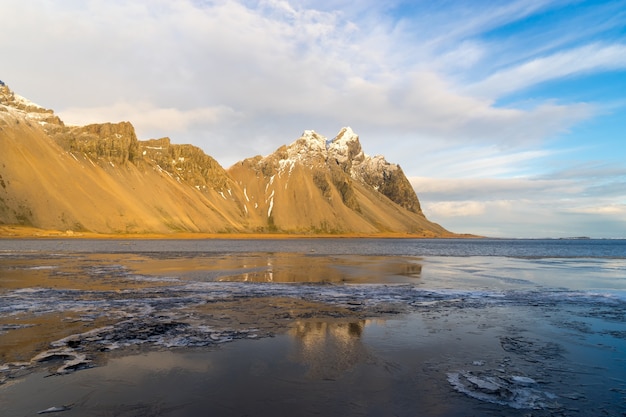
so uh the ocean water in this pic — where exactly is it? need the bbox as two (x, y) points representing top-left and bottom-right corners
(3, 237), (625, 257)
(0, 238), (625, 416)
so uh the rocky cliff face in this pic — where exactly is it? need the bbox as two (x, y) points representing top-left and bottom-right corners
(55, 122), (140, 165)
(328, 127), (423, 214)
(0, 82), (450, 236)
(139, 138), (231, 191)
(227, 128), (445, 234)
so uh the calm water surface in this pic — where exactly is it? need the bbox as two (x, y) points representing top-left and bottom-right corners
(0, 239), (624, 416)
(3, 237), (625, 257)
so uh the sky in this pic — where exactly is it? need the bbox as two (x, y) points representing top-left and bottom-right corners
(1, 0), (625, 238)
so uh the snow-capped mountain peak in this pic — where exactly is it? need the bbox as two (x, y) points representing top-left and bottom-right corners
(328, 126), (364, 166)
(295, 130), (328, 154)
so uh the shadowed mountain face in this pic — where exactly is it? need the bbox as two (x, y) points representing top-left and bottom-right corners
(0, 83), (449, 235)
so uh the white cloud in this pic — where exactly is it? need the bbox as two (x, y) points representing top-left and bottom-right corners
(0, 0), (597, 154)
(466, 43), (626, 98)
(58, 102), (239, 134)
(418, 0), (558, 48)
(404, 145), (561, 179)
(410, 176), (584, 200)
(423, 201), (489, 217)
(412, 172), (626, 238)
(565, 204), (626, 216)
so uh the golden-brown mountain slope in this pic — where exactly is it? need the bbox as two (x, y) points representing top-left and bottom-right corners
(227, 129), (449, 235)
(0, 84), (247, 234)
(0, 83), (450, 236)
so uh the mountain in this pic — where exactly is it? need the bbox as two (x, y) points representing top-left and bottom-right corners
(0, 82), (451, 236)
(228, 128), (446, 234)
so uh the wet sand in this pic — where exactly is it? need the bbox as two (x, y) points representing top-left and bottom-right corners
(0, 320), (527, 417)
(1, 241), (625, 416)
(3, 306), (623, 417)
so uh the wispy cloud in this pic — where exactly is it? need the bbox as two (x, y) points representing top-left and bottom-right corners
(466, 43), (626, 98)
(405, 145), (560, 178)
(412, 162), (626, 237)
(59, 102), (240, 133)
(412, 0), (559, 49)
(0, 0), (597, 151)
(410, 176), (583, 200)
(566, 204), (626, 215)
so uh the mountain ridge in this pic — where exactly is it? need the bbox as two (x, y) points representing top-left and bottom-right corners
(0, 82), (454, 237)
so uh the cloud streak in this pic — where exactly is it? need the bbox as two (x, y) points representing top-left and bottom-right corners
(412, 160), (626, 237)
(466, 43), (626, 98)
(59, 102), (239, 133)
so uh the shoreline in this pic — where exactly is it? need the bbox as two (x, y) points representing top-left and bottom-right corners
(0, 225), (479, 240)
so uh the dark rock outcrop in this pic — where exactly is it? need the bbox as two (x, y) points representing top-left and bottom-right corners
(328, 127), (422, 214)
(354, 156), (422, 214)
(58, 122), (140, 165)
(139, 138), (231, 191)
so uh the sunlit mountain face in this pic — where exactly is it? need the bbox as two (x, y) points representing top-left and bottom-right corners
(0, 83), (451, 236)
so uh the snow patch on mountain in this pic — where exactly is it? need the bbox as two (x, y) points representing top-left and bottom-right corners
(254, 128), (409, 205)
(328, 126), (365, 166)
(13, 94), (44, 110)
(0, 83), (63, 129)
(268, 195), (274, 218)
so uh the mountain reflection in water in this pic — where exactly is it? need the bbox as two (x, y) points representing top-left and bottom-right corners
(289, 320), (368, 379)
(216, 254), (423, 283)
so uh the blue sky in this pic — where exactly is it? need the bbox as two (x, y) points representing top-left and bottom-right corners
(2, 0), (625, 237)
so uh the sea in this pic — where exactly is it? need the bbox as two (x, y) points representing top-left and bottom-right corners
(0, 238), (624, 416)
